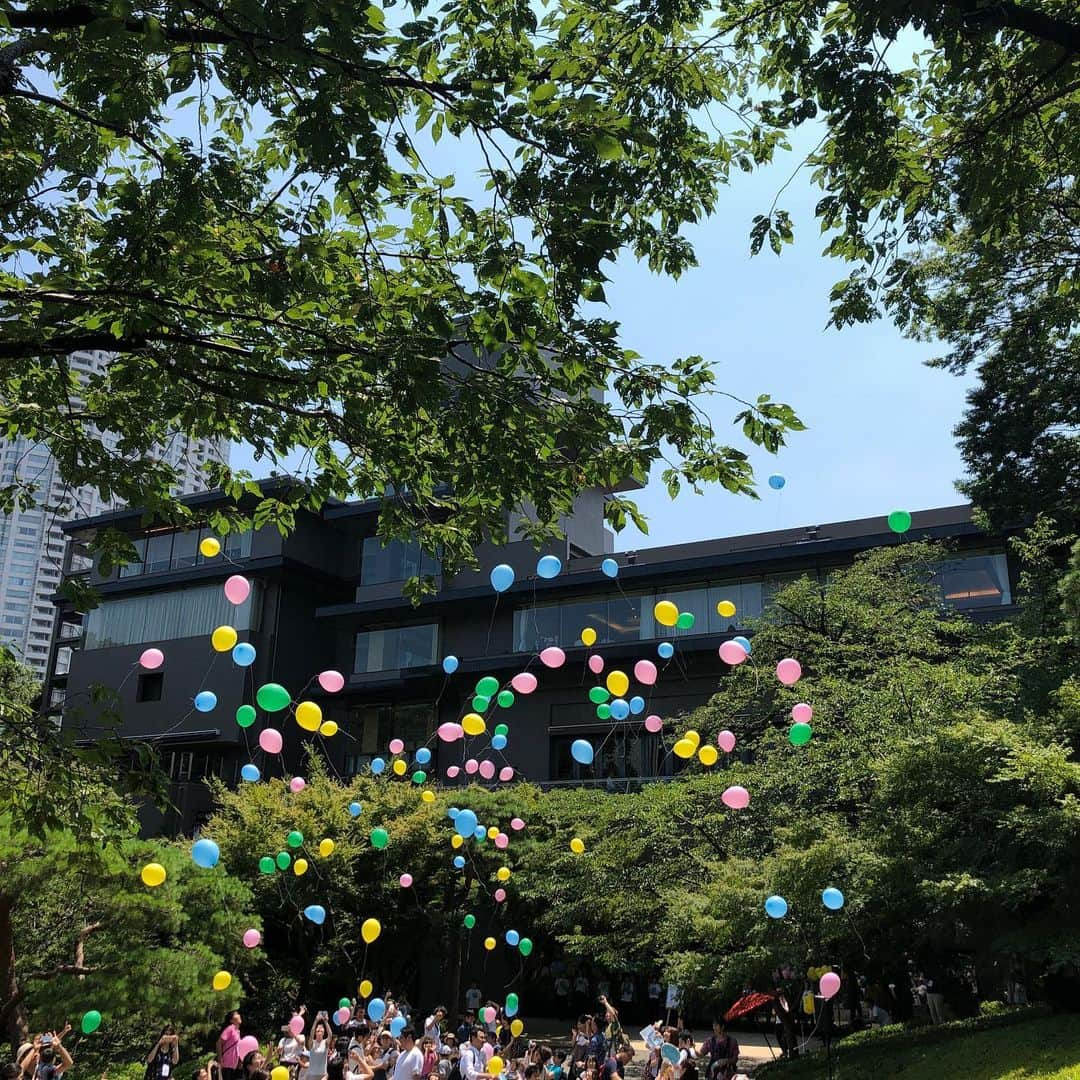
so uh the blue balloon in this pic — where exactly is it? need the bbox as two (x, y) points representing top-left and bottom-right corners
(241, 763), (261, 782)
(442, 655), (459, 675)
(661, 1046), (680, 1066)
(371, 757), (386, 775)
(348, 801), (363, 817)
(822, 887), (845, 911)
(609, 699), (630, 721)
(474, 824), (486, 840)
(505, 929), (520, 947)
(232, 642), (256, 667)
(601, 558), (619, 579)
(537, 554), (562, 579)
(629, 695), (645, 715)
(194, 690), (217, 713)
(657, 642), (674, 659)
(491, 734), (507, 751)
(390, 1017), (407, 1037)
(448, 807), (460, 820)
(765, 895), (788, 919)
(415, 747), (432, 765)
(455, 809), (478, 837)
(490, 563), (515, 593)
(733, 636), (752, 654)
(303, 904), (326, 925)
(453, 855), (466, 869)
(367, 998), (386, 1023)
(191, 838), (220, 869)
(571, 738), (594, 765)
(768, 474), (786, 490)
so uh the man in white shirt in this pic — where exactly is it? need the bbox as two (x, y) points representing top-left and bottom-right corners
(424, 1007), (447, 1052)
(460, 1027), (494, 1080)
(393, 1030), (425, 1080)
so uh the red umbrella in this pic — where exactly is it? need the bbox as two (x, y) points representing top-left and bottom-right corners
(724, 991), (776, 1022)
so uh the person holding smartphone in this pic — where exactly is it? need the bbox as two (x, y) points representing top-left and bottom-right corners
(146, 1027), (180, 1080)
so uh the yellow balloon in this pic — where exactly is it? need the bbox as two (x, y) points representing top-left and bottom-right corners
(359, 979), (373, 998)
(484, 937), (497, 952)
(451, 834), (464, 849)
(581, 627), (597, 647)
(273, 1068), (290, 1080)
(421, 790), (436, 803)
(487, 826), (500, 840)
(318, 838), (335, 858)
(510, 1020), (524, 1038)
(569, 837), (585, 854)
(654, 600), (679, 627)
(212, 970), (232, 991)
(296, 701), (322, 731)
(488, 1058), (504, 1076)
(462, 712), (486, 736)
(605, 670), (629, 697)
(211, 625), (238, 652)
(496, 866), (511, 882)
(361, 917), (381, 944)
(716, 600), (736, 618)
(684, 729), (701, 749)
(698, 745), (718, 767)
(293, 858), (309, 876)
(140, 862), (166, 887)
(392, 759), (407, 776)
(319, 720), (339, 738)
(200, 537), (221, 558)
(673, 738), (696, 759)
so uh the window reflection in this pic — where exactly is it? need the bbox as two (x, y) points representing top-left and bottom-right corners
(930, 553), (1011, 608)
(344, 702), (435, 775)
(354, 623), (439, 673)
(360, 537), (440, 586)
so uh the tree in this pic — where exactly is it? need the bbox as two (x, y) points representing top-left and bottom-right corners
(0, 0), (804, 582)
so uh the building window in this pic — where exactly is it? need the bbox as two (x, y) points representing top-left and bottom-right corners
(119, 536), (147, 577)
(353, 623), (439, 673)
(112, 527), (253, 578)
(359, 537), (440, 586)
(145, 532), (174, 574)
(137, 672), (164, 702)
(344, 702), (435, 775)
(549, 729), (672, 783)
(929, 552), (1011, 609)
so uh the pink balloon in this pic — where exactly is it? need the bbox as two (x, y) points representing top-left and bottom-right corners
(717, 730), (736, 753)
(318, 669), (345, 693)
(494, 832), (509, 849)
(482, 1044), (495, 1064)
(289, 776), (306, 793)
(438, 722), (464, 742)
(587, 654), (604, 674)
(139, 647), (164, 670)
(399, 872), (413, 888)
(494, 887), (507, 902)
(224, 574), (251, 605)
(776, 658), (803, 685)
(634, 659), (658, 686)
(644, 714), (663, 733)
(389, 738), (405, 755)
(335, 1007), (351, 1026)
(446, 765), (461, 778)
(464, 758), (479, 775)
(721, 785), (750, 810)
(237, 1037), (259, 1060)
(539, 646), (566, 669)
(510, 817), (525, 831)
(498, 766), (514, 782)
(259, 727), (283, 754)
(242, 928), (262, 949)
(820, 972), (841, 1001)
(479, 759), (496, 780)
(511, 672), (538, 694)
(791, 702), (813, 723)
(289, 1014), (305, 1037)
(483, 1008), (497, 1026)
(719, 640), (749, 665)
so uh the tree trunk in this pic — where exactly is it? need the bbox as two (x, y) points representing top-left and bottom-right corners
(0, 893), (29, 1050)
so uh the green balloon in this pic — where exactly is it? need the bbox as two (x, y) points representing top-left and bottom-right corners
(287, 830), (304, 849)
(588, 686), (610, 704)
(275, 850), (291, 870)
(412, 770), (427, 784)
(472, 695), (491, 712)
(256, 682), (291, 712)
(789, 722), (813, 746)
(596, 704), (611, 720)
(676, 611), (696, 630)
(81, 1010), (102, 1035)
(370, 827), (389, 849)
(506, 993), (519, 1012)
(475, 833), (486, 845)
(518, 937), (533, 956)
(494, 723), (509, 737)
(497, 690), (515, 708)
(476, 676), (500, 698)
(463, 913), (476, 929)
(258, 856), (275, 874)
(888, 509), (912, 534)
(236, 704), (256, 728)
(339, 997), (351, 1009)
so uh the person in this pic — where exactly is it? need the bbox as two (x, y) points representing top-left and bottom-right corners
(460, 1027), (493, 1080)
(925, 968), (946, 1025)
(328, 1039), (351, 1080)
(299, 1050), (312, 1080)
(699, 1021), (738, 1080)
(372, 1032), (397, 1080)
(393, 1031), (424, 1080)
(308, 1018), (332, 1080)
(619, 980), (634, 1007)
(553, 977), (570, 1020)
(586, 1017), (607, 1063)
(24, 1032), (73, 1080)
(676, 1033), (696, 1080)
(599, 1048), (633, 1080)
(465, 984), (483, 1014)
(543, 1053), (565, 1080)
(456, 1013), (475, 1048)
(573, 975), (589, 1013)
(437, 1049), (453, 1080)
(419, 1038), (438, 1080)
(647, 981), (661, 1009)
(346, 1043), (375, 1080)
(219, 1013), (244, 1080)
(424, 1009), (447, 1053)
(147, 1026), (181, 1080)
(279, 1021), (307, 1077)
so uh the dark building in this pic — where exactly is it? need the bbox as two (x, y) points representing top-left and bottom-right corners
(45, 493), (1016, 835)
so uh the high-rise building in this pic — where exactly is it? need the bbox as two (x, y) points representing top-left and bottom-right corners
(0, 350), (228, 675)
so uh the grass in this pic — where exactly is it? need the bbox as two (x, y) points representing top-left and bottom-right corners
(754, 1011), (1080, 1079)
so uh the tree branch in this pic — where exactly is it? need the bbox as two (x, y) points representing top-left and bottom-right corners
(961, 0), (1080, 54)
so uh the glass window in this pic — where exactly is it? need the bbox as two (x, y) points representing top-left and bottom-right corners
(549, 729), (670, 782)
(708, 580), (764, 632)
(145, 532), (173, 574)
(171, 529), (199, 570)
(345, 702), (435, 774)
(224, 530), (252, 561)
(666, 585), (709, 637)
(514, 604), (560, 652)
(930, 552), (1011, 609)
(119, 536), (147, 578)
(607, 592), (644, 642)
(559, 597), (610, 646)
(360, 537), (439, 586)
(354, 623), (439, 673)
(137, 671), (164, 702)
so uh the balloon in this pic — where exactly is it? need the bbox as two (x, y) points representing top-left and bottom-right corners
(464, 759), (479, 775)
(644, 714), (663, 733)
(588, 654), (605, 674)
(389, 737), (405, 755)
(588, 686), (610, 705)
(888, 509), (912, 534)
(606, 670), (629, 697)
(633, 659), (658, 685)
(496, 866), (511, 882)
(539, 647), (566, 669)
(496, 689), (515, 709)
(601, 558), (619, 578)
(224, 575), (251, 604)
(453, 855), (466, 869)
(675, 612), (695, 630)
(499, 766), (514, 782)
(684, 729), (701, 749)
(518, 937), (533, 956)
(359, 980), (373, 998)
(722, 785), (750, 809)
(371, 757), (386, 774)
(199, 536), (221, 557)
(422, 790), (436, 803)
(488, 1058), (504, 1076)
(319, 720), (339, 738)
(494, 723), (509, 737)
(195, 691), (217, 713)
(463, 913), (476, 928)
(293, 858), (309, 876)
(484, 936), (496, 951)
(335, 1007), (351, 1026)
(259, 728), (283, 754)
(510, 1020), (524, 1038)
(505, 989), (519, 1010)
(629, 697), (646, 716)
(789, 722), (813, 746)
(476, 675), (500, 697)
(765, 895), (788, 919)
(776, 658), (802, 685)
(479, 760), (496, 780)
(232, 642), (256, 667)
(243, 929), (262, 949)
(242, 763), (261, 782)
(236, 705), (256, 728)
(411, 769), (427, 784)
(716, 600), (736, 618)
(212, 971), (232, 992)
(768, 474), (786, 490)
(390, 1017), (406, 1037)
(276, 851), (291, 870)
(653, 600), (678, 626)
(792, 702), (813, 724)
(258, 856), (274, 874)
(81, 1010), (102, 1035)
(595, 704), (611, 720)
(494, 887), (507, 902)
(442, 654), (459, 674)
(348, 801), (363, 817)
(455, 809), (478, 837)
(718, 730), (736, 753)
(139, 648), (164, 670)
(370, 827), (389, 849)
(211, 626), (238, 652)
(657, 641), (674, 659)
(471, 695), (490, 713)
(361, 917), (382, 943)
(237, 1038), (259, 1060)
(257, 683), (291, 712)
(609, 699), (630, 721)
(581, 627), (597, 647)
(490, 564), (515, 592)
(483, 1006), (497, 1024)
(491, 734), (508, 751)
(511, 672), (538, 694)
(446, 765), (461, 778)
(820, 972), (841, 1000)
(569, 837), (585, 854)
(673, 739), (695, 759)
(399, 873), (413, 888)
(698, 745), (718, 766)
(192, 838), (220, 869)
(318, 669), (345, 693)
(732, 635), (752, 654)
(290, 777), (306, 793)
(495, 831), (509, 848)
(719, 640), (748, 665)
(416, 746), (432, 765)
(287, 829), (304, 849)
(368, 998), (386, 1022)
(571, 739), (594, 765)
(140, 862), (166, 887)
(438, 722), (464, 742)
(303, 904), (326, 924)
(537, 554), (562, 579)
(511, 817), (525, 830)
(462, 713), (486, 736)
(822, 888), (845, 911)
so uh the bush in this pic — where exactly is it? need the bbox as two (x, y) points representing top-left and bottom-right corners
(979, 1000), (1007, 1017)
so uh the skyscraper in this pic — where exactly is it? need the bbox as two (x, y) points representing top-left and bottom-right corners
(0, 351), (228, 676)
